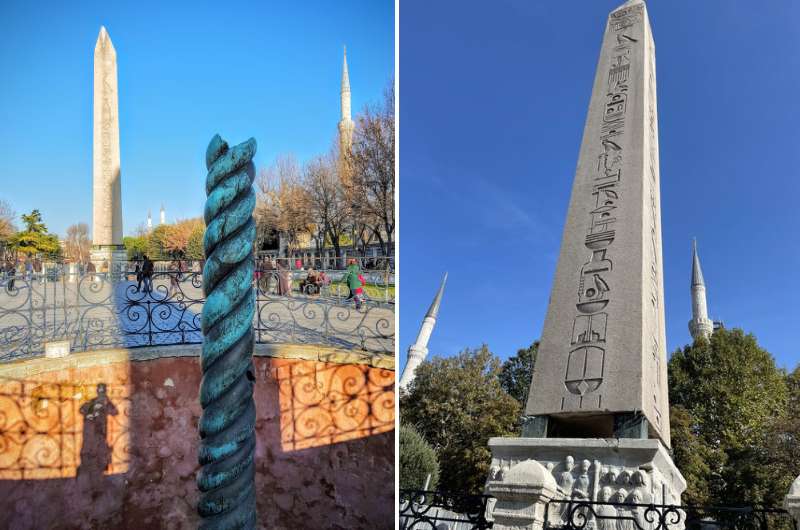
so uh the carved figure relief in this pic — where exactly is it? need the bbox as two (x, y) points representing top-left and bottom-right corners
(596, 486), (618, 530)
(573, 459), (592, 500)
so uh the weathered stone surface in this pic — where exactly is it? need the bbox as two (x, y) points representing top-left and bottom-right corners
(0, 354), (394, 529)
(92, 26), (123, 248)
(487, 437), (686, 530)
(524, 0), (670, 446)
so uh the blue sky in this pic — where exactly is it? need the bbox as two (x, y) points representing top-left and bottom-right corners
(399, 0), (800, 371)
(0, 0), (393, 237)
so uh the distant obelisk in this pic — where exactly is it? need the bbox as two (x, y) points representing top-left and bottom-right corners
(486, 3), (684, 526)
(399, 273), (447, 391)
(338, 46), (355, 156)
(91, 26), (126, 267)
(689, 239), (713, 341)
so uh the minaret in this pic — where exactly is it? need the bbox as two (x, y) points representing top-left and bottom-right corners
(147, 209), (152, 229)
(91, 26), (126, 267)
(338, 46), (355, 156)
(688, 239), (713, 341)
(159, 204), (165, 225)
(399, 273), (447, 391)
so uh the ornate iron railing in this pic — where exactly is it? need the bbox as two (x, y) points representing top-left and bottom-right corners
(545, 499), (798, 530)
(399, 489), (494, 530)
(0, 268), (394, 362)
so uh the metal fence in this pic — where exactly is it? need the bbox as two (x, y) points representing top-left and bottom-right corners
(0, 265), (394, 362)
(545, 499), (797, 530)
(397, 494), (798, 530)
(399, 490), (495, 530)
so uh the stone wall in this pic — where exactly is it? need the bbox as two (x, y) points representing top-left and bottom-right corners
(0, 346), (395, 529)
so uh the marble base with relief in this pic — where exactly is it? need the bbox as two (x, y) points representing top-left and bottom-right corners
(485, 437), (686, 530)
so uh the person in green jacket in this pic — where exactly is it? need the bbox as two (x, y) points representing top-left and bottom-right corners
(345, 258), (364, 310)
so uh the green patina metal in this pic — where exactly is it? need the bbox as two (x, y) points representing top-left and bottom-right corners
(198, 134), (258, 529)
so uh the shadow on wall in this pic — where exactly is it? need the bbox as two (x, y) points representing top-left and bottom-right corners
(0, 355), (395, 529)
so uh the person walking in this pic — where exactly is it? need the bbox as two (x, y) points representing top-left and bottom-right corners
(345, 258), (365, 310)
(262, 257), (275, 294)
(277, 259), (292, 297)
(134, 260), (143, 292)
(5, 261), (16, 293)
(141, 255), (154, 294)
(168, 260), (178, 296)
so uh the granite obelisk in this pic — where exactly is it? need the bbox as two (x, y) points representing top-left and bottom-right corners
(91, 26), (126, 268)
(486, 3), (684, 528)
(523, 0), (669, 445)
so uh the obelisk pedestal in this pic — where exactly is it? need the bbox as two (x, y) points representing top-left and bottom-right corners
(91, 26), (127, 274)
(486, 3), (684, 528)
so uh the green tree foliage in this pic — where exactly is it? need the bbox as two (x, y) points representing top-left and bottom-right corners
(400, 345), (520, 494)
(765, 366), (800, 501)
(9, 209), (60, 256)
(499, 341), (538, 406)
(147, 224), (170, 258)
(186, 223), (205, 260)
(399, 424), (439, 491)
(123, 236), (148, 260)
(669, 328), (792, 506)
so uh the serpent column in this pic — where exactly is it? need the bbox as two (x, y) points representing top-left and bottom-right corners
(198, 134), (258, 529)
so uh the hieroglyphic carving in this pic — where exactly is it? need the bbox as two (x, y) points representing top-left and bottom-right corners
(644, 29), (663, 427)
(564, 7), (641, 408)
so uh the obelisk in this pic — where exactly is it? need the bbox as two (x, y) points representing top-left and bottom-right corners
(485, 3), (684, 527)
(91, 26), (126, 269)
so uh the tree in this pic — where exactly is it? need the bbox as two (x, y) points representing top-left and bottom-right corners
(123, 236), (149, 260)
(305, 152), (349, 263)
(347, 82), (395, 255)
(400, 345), (520, 494)
(400, 424), (440, 491)
(64, 223), (91, 264)
(499, 341), (538, 407)
(668, 328), (790, 506)
(255, 155), (313, 255)
(186, 222), (205, 260)
(764, 366), (800, 503)
(9, 209), (60, 257)
(163, 218), (204, 257)
(147, 224), (170, 258)
(0, 199), (17, 260)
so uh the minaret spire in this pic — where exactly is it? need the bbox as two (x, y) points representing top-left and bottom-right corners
(159, 203), (165, 225)
(147, 209), (152, 229)
(399, 273), (447, 391)
(338, 45), (355, 155)
(689, 239), (713, 341)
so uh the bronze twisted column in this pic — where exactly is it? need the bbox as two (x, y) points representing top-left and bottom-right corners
(198, 134), (258, 529)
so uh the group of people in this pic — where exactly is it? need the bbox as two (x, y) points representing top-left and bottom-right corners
(254, 256), (367, 308)
(1, 258), (59, 291)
